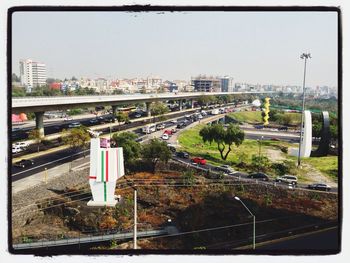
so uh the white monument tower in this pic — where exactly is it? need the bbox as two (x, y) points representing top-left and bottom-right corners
(290, 110), (312, 158)
(87, 138), (125, 207)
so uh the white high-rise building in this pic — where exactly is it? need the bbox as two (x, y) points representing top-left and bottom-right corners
(19, 59), (47, 92)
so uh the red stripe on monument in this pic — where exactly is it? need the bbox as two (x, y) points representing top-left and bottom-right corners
(89, 176), (97, 179)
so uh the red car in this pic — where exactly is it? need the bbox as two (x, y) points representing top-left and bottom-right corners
(163, 129), (173, 135)
(191, 157), (206, 165)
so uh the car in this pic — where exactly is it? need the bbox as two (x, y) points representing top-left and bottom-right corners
(12, 146), (23, 154)
(64, 116), (73, 121)
(176, 151), (189, 159)
(248, 172), (269, 181)
(254, 125), (264, 129)
(14, 159), (34, 168)
(163, 129), (173, 135)
(171, 119), (177, 124)
(13, 141), (30, 149)
(197, 114), (203, 119)
(97, 116), (106, 124)
(161, 133), (169, 140)
(68, 122), (81, 128)
(167, 144), (177, 153)
(157, 124), (165, 130)
(87, 129), (102, 138)
(308, 183), (331, 192)
(215, 165), (235, 174)
(271, 137), (280, 141)
(278, 126), (288, 131)
(191, 157), (206, 165)
(89, 119), (99, 125)
(177, 122), (185, 129)
(275, 175), (298, 185)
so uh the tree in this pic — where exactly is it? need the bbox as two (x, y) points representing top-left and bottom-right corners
(112, 132), (141, 164)
(27, 129), (42, 153)
(251, 155), (270, 172)
(61, 127), (90, 157)
(115, 111), (129, 125)
(182, 170), (195, 186)
(150, 102), (169, 122)
(12, 73), (20, 82)
(199, 123), (245, 160)
(197, 95), (215, 108)
(12, 85), (26, 97)
(142, 139), (172, 173)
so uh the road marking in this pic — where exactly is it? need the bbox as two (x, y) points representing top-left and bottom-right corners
(12, 150), (89, 176)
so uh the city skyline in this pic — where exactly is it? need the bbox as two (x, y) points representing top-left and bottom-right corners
(12, 11), (338, 88)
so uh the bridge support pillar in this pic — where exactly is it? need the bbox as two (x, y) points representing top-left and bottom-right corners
(34, 111), (45, 138)
(179, 100), (183, 111)
(191, 99), (195, 109)
(111, 105), (118, 116)
(146, 102), (152, 117)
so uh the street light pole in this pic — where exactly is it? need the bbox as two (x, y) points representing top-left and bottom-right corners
(297, 53), (311, 167)
(258, 136), (263, 172)
(234, 196), (255, 249)
(133, 188), (137, 249)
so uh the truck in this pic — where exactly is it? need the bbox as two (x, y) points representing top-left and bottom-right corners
(142, 124), (156, 134)
(211, 109), (220, 115)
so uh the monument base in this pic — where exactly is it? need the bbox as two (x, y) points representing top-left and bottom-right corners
(87, 199), (119, 207)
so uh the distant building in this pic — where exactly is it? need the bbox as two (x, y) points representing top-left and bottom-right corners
(19, 59), (47, 92)
(191, 75), (221, 92)
(220, 76), (234, 92)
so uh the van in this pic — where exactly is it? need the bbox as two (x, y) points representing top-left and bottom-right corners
(142, 124), (156, 134)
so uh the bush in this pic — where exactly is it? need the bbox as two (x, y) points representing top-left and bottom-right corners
(251, 155), (270, 172)
(281, 146), (288, 153)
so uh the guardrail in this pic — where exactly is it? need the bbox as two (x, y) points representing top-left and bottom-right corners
(13, 228), (167, 250)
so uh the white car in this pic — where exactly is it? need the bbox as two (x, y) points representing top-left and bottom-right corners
(64, 116), (73, 121)
(275, 175), (298, 185)
(13, 141), (30, 149)
(156, 124), (165, 130)
(197, 114), (203, 119)
(87, 129), (102, 138)
(161, 133), (169, 140)
(12, 146), (23, 154)
(171, 119), (177, 124)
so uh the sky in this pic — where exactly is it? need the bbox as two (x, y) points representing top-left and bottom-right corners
(11, 11), (338, 87)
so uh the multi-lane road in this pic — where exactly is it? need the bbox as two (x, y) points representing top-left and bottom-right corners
(11, 108), (337, 194)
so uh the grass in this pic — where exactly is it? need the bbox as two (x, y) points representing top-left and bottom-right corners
(178, 124), (338, 182)
(228, 111), (301, 126)
(303, 156), (339, 181)
(227, 111), (263, 124)
(178, 124), (294, 173)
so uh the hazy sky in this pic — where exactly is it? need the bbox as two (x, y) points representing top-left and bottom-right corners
(12, 11), (338, 87)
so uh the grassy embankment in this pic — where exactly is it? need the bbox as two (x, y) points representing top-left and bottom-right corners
(227, 111), (301, 125)
(178, 122), (338, 182)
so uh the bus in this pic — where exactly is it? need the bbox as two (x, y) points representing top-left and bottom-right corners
(117, 106), (137, 114)
(142, 124), (156, 134)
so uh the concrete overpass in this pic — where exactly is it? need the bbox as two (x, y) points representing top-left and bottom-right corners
(12, 91), (274, 136)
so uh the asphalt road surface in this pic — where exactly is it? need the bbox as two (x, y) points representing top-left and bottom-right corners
(257, 227), (339, 252)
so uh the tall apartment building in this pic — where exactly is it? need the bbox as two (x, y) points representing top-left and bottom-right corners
(192, 75), (233, 92)
(191, 75), (221, 92)
(19, 59), (47, 92)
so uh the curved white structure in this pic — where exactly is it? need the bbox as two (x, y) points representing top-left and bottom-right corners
(87, 138), (125, 207)
(290, 110), (312, 158)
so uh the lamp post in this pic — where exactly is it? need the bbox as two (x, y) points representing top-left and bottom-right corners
(234, 196), (255, 249)
(258, 136), (264, 172)
(297, 53), (311, 167)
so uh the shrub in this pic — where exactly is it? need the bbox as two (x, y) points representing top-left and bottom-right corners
(281, 146), (288, 153)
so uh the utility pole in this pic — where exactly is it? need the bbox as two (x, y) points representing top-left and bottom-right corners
(297, 53), (311, 167)
(133, 188), (137, 249)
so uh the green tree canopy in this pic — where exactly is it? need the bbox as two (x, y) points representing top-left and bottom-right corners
(197, 95), (215, 108)
(142, 138), (172, 173)
(27, 128), (42, 152)
(112, 132), (141, 164)
(115, 111), (129, 124)
(199, 123), (245, 160)
(62, 126), (90, 156)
